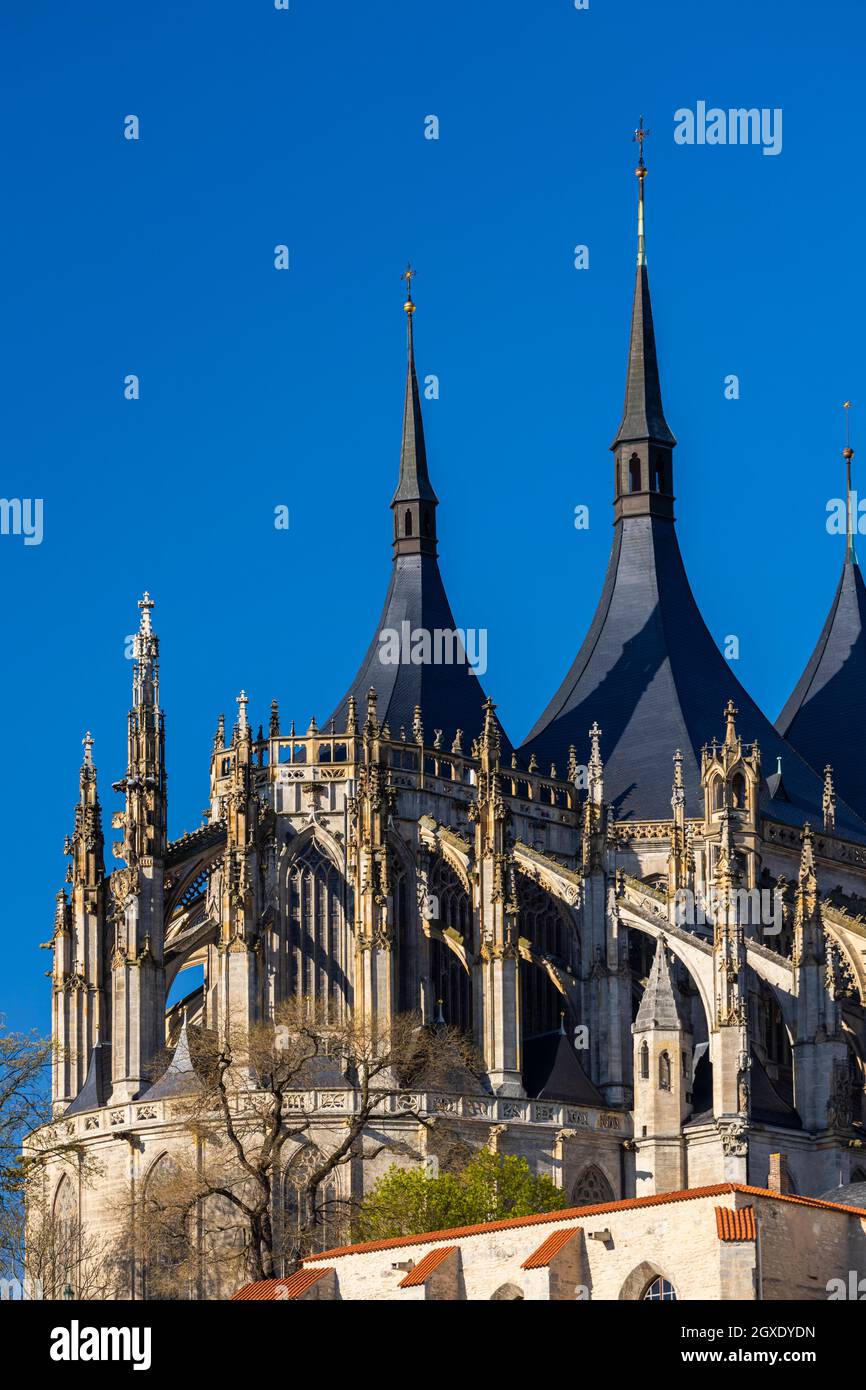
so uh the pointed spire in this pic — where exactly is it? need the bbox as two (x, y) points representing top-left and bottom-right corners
(843, 401), (857, 565)
(132, 592), (159, 710)
(635, 937), (690, 1031)
(611, 123), (676, 455)
(391, 265), (438, 558)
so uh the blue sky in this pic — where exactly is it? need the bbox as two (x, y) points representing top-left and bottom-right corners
(2, 0), (864, 1030)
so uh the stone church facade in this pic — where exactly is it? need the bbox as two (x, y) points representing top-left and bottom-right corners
(30, 146), (866, 1295)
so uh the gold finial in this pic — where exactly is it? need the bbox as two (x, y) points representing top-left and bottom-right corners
(401, 263), (416, 315)
(633, 117), (649, 267)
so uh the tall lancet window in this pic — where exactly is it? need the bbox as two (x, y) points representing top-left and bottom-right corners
(428, 857), (472, 1032)
(286, 841), (347, 1022)
(629, 453), (641, 492)
(640, 1041), (649, 1079)
(405, 508), (412, 536)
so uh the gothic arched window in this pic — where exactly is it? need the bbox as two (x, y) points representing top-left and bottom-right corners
(141, 1154), (190, 1301)
(286, 841), (348, 1022)
(51, 1176), (78, 1300)
(644, 1276), (677, 1301)
(629, 453), (641, 492)
(283, 1146), (340, 1257)
(428, 857), (472, 1032)
(517, 876), (576, 1040)
(572, 1164), (614, 1206)
(711, 776), (724, 811)
(659, 1050), (672, 1091)
(731, 772), (746, 809)
(640, 1040), (649, 1079)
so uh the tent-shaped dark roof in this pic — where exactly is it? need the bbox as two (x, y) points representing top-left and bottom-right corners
(777, 557), (866, 823)
(520, 164), (866, 839)
(328, 288), (511, 755)
(64, 1040), (111, 1117)
(522, 1028), (606, 1106)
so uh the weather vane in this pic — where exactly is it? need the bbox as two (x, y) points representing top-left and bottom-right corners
(633, 115), (650, 170)
(401, 262), (416, 314)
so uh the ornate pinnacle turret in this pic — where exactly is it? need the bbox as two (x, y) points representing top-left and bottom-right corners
(714, 808), (740, 893)
(269, 699), (280, 737)
(412, 704), (424, 745)
(823, 765), (836, 833)
(588, 722), (604, 806)
(346, 694), (358, 737)
(671, 747), (685, 813)
(236, 690), (249, 738)
(213, 712), (225, 751)
(364, 686), (379, 739)
(480, 698), (501, 770)
(723, 699), (739, 750)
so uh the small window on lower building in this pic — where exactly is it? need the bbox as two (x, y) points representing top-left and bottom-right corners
(643, 1276), (677, 1301)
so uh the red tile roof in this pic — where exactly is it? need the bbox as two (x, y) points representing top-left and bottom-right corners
(715, 1205), (757, 1242)
(231, 1267), (333, 1301)
(521, 1227), (582, 1269)
(303, 1184), (866, 1264)
(398, 1246), (457, 1288)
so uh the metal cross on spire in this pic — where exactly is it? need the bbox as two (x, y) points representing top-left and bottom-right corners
(633, 115), (650, 169)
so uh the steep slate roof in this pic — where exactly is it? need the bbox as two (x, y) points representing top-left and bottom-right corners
(522, 1027), (606, 1106)
(64, 1040), (111, 1116)
(777, 556), (866, 822)
(634, 938), (690, 1032)
(520, 169), (866, 838)
(328, 290), (511, 754)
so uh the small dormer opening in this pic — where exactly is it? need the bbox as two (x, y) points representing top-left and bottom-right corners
(629, 453), (641, 493)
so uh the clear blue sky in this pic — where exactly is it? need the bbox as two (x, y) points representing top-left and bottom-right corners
(2, 0), (864, 1031)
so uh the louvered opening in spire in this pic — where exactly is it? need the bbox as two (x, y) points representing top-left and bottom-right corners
(611, 128), (677, 523)
(391, 267), (438, 557)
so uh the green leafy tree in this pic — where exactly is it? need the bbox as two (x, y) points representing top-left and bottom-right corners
(356, 1150), (567, 1242)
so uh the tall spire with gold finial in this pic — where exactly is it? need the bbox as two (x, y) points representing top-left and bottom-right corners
(611, 118), (676, 517)
(391, 264), (438, 557)
(777, 403), (866, 821)
(844, 400), (857, 565)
